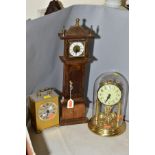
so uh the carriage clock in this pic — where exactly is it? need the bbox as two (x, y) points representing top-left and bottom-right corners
(88, 72), (128, 136)
(29, 88), (59, 133)
(58, 18), (94, 125)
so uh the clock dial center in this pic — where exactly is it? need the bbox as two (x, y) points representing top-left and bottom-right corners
(105, 94), (111, 103)
(73, 45), (80, 53)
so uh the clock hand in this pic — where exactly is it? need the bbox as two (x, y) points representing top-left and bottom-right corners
(105, 94), (111, 103)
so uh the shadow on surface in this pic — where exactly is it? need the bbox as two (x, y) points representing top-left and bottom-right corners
(27, 122), (51, 155)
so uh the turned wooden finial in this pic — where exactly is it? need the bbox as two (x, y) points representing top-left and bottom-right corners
(75, 18), (80, 26)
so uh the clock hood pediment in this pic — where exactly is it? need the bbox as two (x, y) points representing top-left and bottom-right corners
(58, 18), (94, 39)
(65, 25), (90, 37)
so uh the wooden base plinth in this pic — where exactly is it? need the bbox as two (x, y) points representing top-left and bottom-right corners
(60, 117), (88, 126)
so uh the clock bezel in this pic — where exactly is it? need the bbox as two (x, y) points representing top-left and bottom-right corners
(67, 40), (86, 58)
(38, 102), (57, 121)
(69, 41), (85, 57)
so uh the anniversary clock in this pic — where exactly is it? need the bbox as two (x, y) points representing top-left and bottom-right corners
(88, 72), (128, 136)
(29, 88), (59, 133)
(58, 18), (94, 125)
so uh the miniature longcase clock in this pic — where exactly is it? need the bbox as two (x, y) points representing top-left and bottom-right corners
(58, 18), (94, 125)
(29, 88), (59, 133)
(88, 72), (128, 136)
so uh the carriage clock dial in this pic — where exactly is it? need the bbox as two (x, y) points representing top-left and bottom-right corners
(38, 102), (57, 120)
(69, 41), (85, 57)
(97, 84), (122, 106)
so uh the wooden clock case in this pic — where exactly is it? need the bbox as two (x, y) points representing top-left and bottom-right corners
(58, 18), (94, 125)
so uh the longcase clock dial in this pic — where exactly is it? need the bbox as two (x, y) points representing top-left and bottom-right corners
(69, 41), (85, 57)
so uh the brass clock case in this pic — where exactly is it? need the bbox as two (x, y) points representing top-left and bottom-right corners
(29, 88), (59, 133)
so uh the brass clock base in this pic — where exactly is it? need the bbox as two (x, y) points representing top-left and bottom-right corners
(88, 117), (126, 137)
(60, 117), (88, 126)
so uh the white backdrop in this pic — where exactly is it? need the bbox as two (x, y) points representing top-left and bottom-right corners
(26, 0), (106, 19)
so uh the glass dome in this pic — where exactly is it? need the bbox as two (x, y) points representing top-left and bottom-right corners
(88, 72), (128, 136)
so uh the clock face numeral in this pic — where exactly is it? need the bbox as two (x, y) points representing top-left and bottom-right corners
(38, 102), (57, 120)
(97, 84), (121, 106)
(69, 42), (85, 57)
